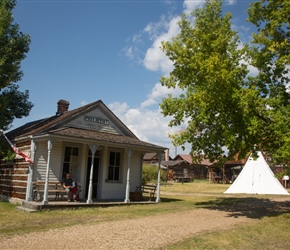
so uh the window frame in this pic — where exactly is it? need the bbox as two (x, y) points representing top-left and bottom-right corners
(107, 149), (122, 182)
(62, 144), (81, 181)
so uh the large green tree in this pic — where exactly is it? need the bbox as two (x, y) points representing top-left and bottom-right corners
(0, 0), (33, 131)
(247, 0), (290, 163)
(160, 0), (290, 164)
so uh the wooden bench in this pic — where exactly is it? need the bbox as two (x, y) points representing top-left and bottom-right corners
(175, 176), (193, 183)
(173, 173), (194, 183)
(213, 176), (223, 183)
(136, 184), (157, 201)
(33, 181), (67, 201)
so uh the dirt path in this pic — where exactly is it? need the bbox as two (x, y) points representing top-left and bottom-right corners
(1, 197), (290, 250)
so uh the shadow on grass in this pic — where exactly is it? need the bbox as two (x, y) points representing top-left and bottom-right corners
(195, 197), (290, 219)
(160, 197), (183, 202)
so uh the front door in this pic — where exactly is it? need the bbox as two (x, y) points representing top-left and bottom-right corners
(86, 157), (99, 200)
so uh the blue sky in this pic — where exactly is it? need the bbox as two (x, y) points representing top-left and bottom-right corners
(12, 0), (256, 157)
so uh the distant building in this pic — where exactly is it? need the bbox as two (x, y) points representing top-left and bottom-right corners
(173, 154), (210, 180)
(143, 149), (171, 165)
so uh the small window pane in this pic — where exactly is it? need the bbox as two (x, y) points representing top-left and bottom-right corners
(73, 147), (78, 156)
(63, 163), (70, 176)
(108, 167), (114, 180)
(64, 147), (71, 162)
(107, 151), (121, 181)
(116, 152), (120, 166)
(114, 167), (120, 181)
(109, 152), (115, 165)
(63, 146), (80, 180)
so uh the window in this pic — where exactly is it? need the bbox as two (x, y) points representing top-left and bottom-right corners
(108, 151), (121, 181)
(62, 146), (79, 180)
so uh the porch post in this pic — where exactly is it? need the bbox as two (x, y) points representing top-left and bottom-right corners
(209, 168), (211, 183)
(25, 140), (36, 201)
(124, 149), (132, 203)
(43, 139), (53, 205)
(156, 151), (162, 202)
(87, 144), (97, 204)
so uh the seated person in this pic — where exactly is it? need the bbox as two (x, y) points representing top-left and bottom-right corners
(223, 174), (230, 184)
(62, 172), (80, 202)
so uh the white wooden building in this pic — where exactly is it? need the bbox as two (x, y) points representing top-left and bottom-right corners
(0, 99), (166, 204)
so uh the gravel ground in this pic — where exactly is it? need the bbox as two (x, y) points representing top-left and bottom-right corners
(1, 196), (290, 250)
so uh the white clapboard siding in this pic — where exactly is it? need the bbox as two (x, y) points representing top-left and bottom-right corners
(129, 152), (142, 191)
(99, 150), (142, 200)
(33, 141), (62, 182)
(49, 141), (63, 181)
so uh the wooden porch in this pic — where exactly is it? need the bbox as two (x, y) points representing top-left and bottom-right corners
(19, 199), (158, 212)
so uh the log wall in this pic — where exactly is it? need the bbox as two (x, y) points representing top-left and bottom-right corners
(0, 159), (28, 200)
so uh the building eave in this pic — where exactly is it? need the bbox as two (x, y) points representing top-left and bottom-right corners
(15, 127), (166, 153)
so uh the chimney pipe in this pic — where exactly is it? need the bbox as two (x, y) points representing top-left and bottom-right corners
(165, 148), (169, 161)
(56, 99), (70, 116)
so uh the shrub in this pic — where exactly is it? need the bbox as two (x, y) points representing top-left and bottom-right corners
(142, 164), (167, 184)
(275, 165), (290, 179)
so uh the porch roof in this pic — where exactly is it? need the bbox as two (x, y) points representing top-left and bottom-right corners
(36, 127), (166, 151)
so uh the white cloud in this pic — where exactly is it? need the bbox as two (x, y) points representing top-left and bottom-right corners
(108, 101), (189, 157)
(132, 33), (142, 43)
(116, 0), (208, 157)
(232, 24), (252, 43)
(118, 0), (220, 157)
(225, 0), (237, 5)
(141, 82), (183, 108)
(124, 1), (206, 73)
(143, 16), (180, 74)
(140, 98), (158, 108)
(246, 64), (259, 76)
(144, 15), (168, 41)
(108, 101), (129, 115)
(81, 100), (88, 106)
(124, 47), (134, 59)
(183, 0), (205, 15)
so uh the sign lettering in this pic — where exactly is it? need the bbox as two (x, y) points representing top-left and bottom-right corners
(84, 115), (109, 125)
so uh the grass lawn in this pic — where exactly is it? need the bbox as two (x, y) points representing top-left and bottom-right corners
(1, 180), (290, 249)
(158, 212), (290, 250)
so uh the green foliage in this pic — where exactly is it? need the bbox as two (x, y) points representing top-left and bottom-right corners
(275, 165), (290, 179)
(0, 129), (15, 159)
(0, 84), (33, 130)
(0, 145), (16, 161)
(142, 164), (167, 183)
(160, 0), (249, 163)
(0, 0), (33, 131)
(248, 0), (290, 67)
(160, 0), (290, 165)
(247, 0), (290, 163)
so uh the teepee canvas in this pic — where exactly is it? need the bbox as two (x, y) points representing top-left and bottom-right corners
(224, 151), (289, 195)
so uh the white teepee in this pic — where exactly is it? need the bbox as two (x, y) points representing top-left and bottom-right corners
(224, 151), (289, 195)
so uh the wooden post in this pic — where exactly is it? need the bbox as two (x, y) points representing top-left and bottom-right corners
(26, 140), (36, 201)
(124, 149), (132, 203)
(43, 139), (53, 205)
(156, 151), (162, 202)
(87, 144), (97, 204)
